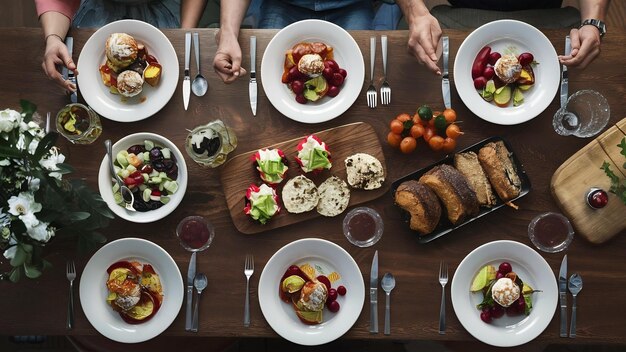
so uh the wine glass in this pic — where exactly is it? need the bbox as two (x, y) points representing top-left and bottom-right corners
(553, 90), (610, 138)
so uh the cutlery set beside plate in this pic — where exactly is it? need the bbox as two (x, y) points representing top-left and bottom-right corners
(71, 18), (587, 347)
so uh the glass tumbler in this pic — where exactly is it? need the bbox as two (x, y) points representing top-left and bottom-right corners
(553, 90), (610, 138)
(55, 103), (102, 144)
(185, 120), (237, 168)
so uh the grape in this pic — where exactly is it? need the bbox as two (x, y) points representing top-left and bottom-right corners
(496, 272), (505, 280)
(518, 52), (534, 66)
(286, 265), (300, 276)
(327, 288), (338, 302)
(291, 80), (304, 94)
(337, 285), (347, 296)
(331, 72), (344, 86)
(498, 262), (512, 274)
(489, 52), (501, 65)
(288, 66), (304, 81)
(326, 86), (340, 97)
(490, 305), (505, 319)
(327, 300), (340, 313)
(473, 76), (487, 89)
(322, 67), (334, 80)
(295, 94), (307, 104)
(317, 275), (331, 291)
(325, 60), (338, 72)
(480, 310), (492, 323)
(483, 66), (495, 80)
(338, 68), (347, 78)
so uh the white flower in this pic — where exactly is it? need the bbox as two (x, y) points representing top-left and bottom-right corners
(3, 238), (17, 260)
(19, 212), (39, 229)
(0, 109), (21, 132)
(7, 192), (42, 217)
(39, 147), (66, 180)
(28, 178), (40, 192)
(27, 222), (53, 242)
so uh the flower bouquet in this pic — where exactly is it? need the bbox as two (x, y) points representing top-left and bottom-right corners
(0, 101), (114, 282)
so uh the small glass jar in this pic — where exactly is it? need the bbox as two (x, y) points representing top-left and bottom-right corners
(176, 216), (215, 252)
(185, 120), (237, 168)
(55, 103), (102, 144)
(343, 207), (384, 248)
(528, 212), (574, 253)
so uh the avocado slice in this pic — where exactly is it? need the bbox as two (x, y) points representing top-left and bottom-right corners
(303, 89), (320, 102)
(513, 87), (524, 106)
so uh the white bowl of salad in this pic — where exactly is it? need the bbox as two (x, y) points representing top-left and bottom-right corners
(98, 132), (188, 223)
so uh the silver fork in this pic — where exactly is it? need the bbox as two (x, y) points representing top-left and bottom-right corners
(243, 254), (254, 327)
(66, 260), (76, 329)
(366, 36), (377, 108)
(438, 261), (448, 334)
(380, 35), (390, 105)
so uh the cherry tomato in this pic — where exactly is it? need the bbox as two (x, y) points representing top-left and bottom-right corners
(390, 119), (404, 134)
(442, 108), (457, 123)
(396, 113), (412, 123)
(400, 136), (417, 154)
(428, 135), (445, 151)
(446, 123), (464, 139)
(422, 126), (435, 142)
(387, 132), (402, 148)
(442, 137), (457, 153)
(412, 113), (424, 126)
(410, 123), (425, 139)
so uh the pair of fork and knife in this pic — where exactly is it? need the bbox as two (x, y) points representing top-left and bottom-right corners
(366, 35), (391, 108)
(369, 251), (396, 335)
(559, 254), (583, 338)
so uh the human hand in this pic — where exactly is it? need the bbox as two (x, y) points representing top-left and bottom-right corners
(558, 26), (601, 69)
(213, 30), (247, 83)
(407, 13), (442, 75)
(42, 36), (78, 92)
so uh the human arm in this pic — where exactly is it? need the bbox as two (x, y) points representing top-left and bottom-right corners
(559, 0), (609, 69)
(395, 0), (442, 75)
(181, 0), (207, 28)
(213, 0), (250, 83)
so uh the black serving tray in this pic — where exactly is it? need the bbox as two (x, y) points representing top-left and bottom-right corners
(390, 136), (531, 244)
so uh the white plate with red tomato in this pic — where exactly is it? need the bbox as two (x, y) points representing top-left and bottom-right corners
(79, 238), (184, 343)
(451, 240), (558, 347)
(258, 238), (365, 345)
(454, 20), (559, 125)
(260, 19), (365, 124)
(77, 20), (179, 122)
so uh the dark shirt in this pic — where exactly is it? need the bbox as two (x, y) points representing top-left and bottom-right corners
(448, 0), (562, 11)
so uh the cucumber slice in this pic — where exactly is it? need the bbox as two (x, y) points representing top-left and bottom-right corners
(161, 148), (171, 159)
(142, 188), (151, 202)
(149, 170), (159, 177)
(142, 174), (149, 183)
(144, 140), (155, 151)
(116, 151), (129, 167)
(126, 164), (136, 173)
(164, 180), (178, 194)
(149, 176), (162, 184)
(120, 169), (130, 179)
(143, 152), (150, 161)
(138, 184), (148, 192)
(113, 192), (123, 205)
(160, 196), (170, 204)
(112, 183), (120, 194)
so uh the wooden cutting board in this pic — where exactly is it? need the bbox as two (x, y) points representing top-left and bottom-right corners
(220, 122), (389, 234)
(550, 118), (626, 244)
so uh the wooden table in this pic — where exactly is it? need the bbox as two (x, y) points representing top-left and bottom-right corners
(0, 27), (625, 351)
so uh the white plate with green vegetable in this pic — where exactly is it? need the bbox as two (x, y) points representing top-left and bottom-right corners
(98, 132), (187, 223)
(451, 240), (557, 347)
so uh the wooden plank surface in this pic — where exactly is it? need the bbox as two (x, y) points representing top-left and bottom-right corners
(220, 122), (388, 234)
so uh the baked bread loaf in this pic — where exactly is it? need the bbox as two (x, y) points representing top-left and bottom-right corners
(394, 180), (441, 235)
(454, 152), (497, 207)
(478, 141), (521, 202)
(419, 164), (479, 225)
(105, 33), (138, 72)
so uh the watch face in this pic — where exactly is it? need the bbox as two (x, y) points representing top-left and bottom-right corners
(582, 19), (606, 36)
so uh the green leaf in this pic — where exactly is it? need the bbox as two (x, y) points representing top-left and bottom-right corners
(62, 211), (92, 222)
(20, 100), (37, 121)
(0, 145), (23, 158)
(618, 138), (626, 158)
(33, 131), (58, 161)
(9, 267), (22, 282)
(10, 245), (27, 266)
(23, 263), (42, 279)
(55, 163), (74, 174)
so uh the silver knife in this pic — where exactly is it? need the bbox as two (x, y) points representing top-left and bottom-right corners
(185, 251), (197, 331)
(560, 36), (571, 108)
(183, 32), (191, 111)
(442, 36), (451, 109)
(370, 250), (379, 334)
(249, 36), (257, 116)
(559, 254), (568, 337)
(63, 37), (77, 103)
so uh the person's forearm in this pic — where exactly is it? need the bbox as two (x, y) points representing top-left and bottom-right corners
(219, 0), (251, 38)
(181, 0), (207, 28)
(395, 0), (431, 27)
(39, 11), (71, 41)
(578, 0), (609, 21)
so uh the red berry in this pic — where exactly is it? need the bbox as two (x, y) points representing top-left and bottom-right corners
(291, 80), (304, 94)
(337, 285), (347, 296)
(480, 310), (492, 323)
(338, 68), (347, 78)
(327, 288), (338, 302)
(140, 165), (153, 174)
(473, 76), (487, 89)
(489, 52), (502, 65)
(518, 52), (534, 66)
(326, 85), (340, 97)
(295, 94), (307, 104)
(322, 67), (334, 81)
(498, 262), (512, 274)
(490, 305), (505, 319)
(588, 189), (608, 208)
(324, 60), (338, 72)
(123, 177), (136, 186)
(316, 275), (331, 291)
(331, 72), (344, 86)
(483, 66), (495, 80)
(496, 272), (505, 279)
(327, 300), (340, 313)
(288, 66), (305, 81)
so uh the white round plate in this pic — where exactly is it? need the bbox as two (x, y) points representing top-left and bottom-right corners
(79, 238), (183, 343)
(258, 238), (365, 345)
(98, 132), (187, 223)
(451, 240), (558, 347)
(77, 19), (179, 122)
(260, 20), (365, 124)
(454, 20), (559, 125)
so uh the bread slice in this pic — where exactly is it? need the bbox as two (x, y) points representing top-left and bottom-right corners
(316, 176), (350, 217)
(454, 152), (497, 207)
(419, 164), (480, 225)
(478, 141), (521, 202)
(394, 180), (442, 235)
(282, 175), (319, 214)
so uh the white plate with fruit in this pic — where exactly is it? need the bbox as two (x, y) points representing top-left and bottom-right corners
(454, 20), (559, 125)
(260, 19), (364, 124)
(77, 20), (179, 122)
(258, 238), (365, 345)
(451, 240), (558, 347)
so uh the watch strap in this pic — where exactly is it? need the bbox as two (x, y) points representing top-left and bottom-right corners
(580, 19), (606, 38)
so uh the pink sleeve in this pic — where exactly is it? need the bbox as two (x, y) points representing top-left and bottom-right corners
(35, 0), (81, 19)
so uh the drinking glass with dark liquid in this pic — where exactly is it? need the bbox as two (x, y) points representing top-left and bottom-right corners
(528, 212), (574, 253)
(176, 216), (215, 252)
(185, 120), (237, 168)
(56, 103), (102, 144)
(343, 207), (384, 248)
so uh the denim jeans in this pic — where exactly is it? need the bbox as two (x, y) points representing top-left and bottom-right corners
(259, 0), (375, 30)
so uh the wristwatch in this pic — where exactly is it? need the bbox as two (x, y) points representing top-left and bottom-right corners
(579, 19), (606, 38)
